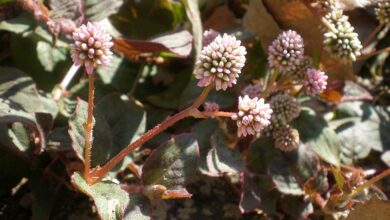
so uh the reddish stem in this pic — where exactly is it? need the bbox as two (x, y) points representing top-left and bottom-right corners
(89, 86), (213, 184)
(199, 111), (235, 118)
(362, 24), (384, 47)
(349, 168), (390, 198)
(84, 73), (95, 183)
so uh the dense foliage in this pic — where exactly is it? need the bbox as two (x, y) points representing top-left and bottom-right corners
(0, 0), (390, 219)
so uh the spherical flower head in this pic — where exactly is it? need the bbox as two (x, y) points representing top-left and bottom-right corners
(288, 56), (313, 81)
(375, 1), (390, 25)
(268, 30), (305, 72)
(194, 34), (247, 91)
(273, 126), (300, 152)
(305, 68), (328, 95)
(231, 95), (272, 137)
(71, 22), (113, 74)
(204, 101), (220, 113)
(270, 93), (300, 124)
(313, 0), (341, 13)
(203, 29), (220, 46)
(241, 84), (263, 98)
(323, 10), (362, 61)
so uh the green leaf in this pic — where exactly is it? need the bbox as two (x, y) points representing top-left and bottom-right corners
(292, 107), (341, 166)
(85, 0), (124, 21)
(280, 196), (313, 219)
(142, 133), (199, 188)
(179, 79), (235, 109)
(249, 138), (322, 195)
(146, 67), (192, 109)
(191, 119), (220, 172)
(71, 172), (130, 220)
(0, 99), (46, 154)
(381, 151), (390, 167)
(239, 172), (277, 214)
(332, 101), (390, 153)
(0, 67), (58, 117)
(36, 41), (67, 72)
(202, 132), (244, 176)
(69, 94), (146, 174)
(0, 12), (34, 34)
(96, 54), (139, 92)
(124, 194), (151, 220)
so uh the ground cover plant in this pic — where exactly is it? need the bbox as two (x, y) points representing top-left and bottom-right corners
(1, 0), (390, 219)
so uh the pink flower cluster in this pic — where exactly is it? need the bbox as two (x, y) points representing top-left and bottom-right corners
(241, 84), (262, 98)
(71, 22), (113, 74)
(204, 102), (220, 113)
(203, 29), (219, 46)
(304, 68), (328, 95)
(268, 30), (304, 72)
(232, 95), (272, 137)
(195, 34), (247, 91)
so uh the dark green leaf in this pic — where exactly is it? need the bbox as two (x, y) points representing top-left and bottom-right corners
(202, 132), (244, 176)
(333, 101), (390, 153)
(69, 94), (146, 174)
(71, 172), (130, 220)
(142, 133), (199, 188)
(292, 107), (341, 166)
(85, 0), (124, 21)
(239, 172), (277, 214)
(124, 194), (151, 220)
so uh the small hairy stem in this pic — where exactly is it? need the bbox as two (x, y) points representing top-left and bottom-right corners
(262, 69), (280, 98)
(90, 86), (213, 184)
(362, 24), (384, 47)
(192, 85), (213, 109)
(53, 64), (80, 100)
(84, 73), (95, 184)
(349, 168), (390, 198)
(357, 47), (390, 61)
(198, 111), (235, 118)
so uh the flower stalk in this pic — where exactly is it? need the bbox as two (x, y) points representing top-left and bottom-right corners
(84, 73), (95, 183)
(89, 85), (213, 184)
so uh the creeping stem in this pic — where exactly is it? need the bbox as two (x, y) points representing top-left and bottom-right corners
(84, 73), (95, 183)
(89, 85), (213, 184)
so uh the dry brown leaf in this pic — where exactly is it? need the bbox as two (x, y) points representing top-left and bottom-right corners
(203, 4), (240, 31)
(243, 0), (355, 80)
(346, 196), (390, 220)
(243, 0), (281, 49)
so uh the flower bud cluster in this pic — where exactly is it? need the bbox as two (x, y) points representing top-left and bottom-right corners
(272, 126), (300, 152)
(375, 1), (390, 25)
(323, 10), (362, 61)
(265, 93), (300, 133)
(288, 56), (313, 81)
(231, 95), (272, 137)
(268, 30), (305, 72)
(305, 68), (328, 95)
(194, 34), (247, 91)
(71, 22), (113, 74)
(204, 102), (220, 113)
(203, 29), (220, 46)
(241, 84), (263, 98)
(314, 0), (340, 13)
